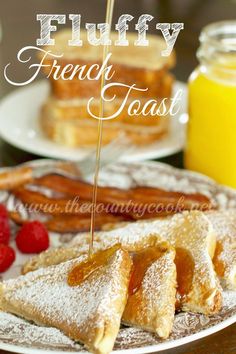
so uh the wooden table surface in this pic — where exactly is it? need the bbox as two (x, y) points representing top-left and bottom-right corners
(0, 0), (235, 353)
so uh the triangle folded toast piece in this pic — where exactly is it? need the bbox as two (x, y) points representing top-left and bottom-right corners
(123, 242), (177, 339)
(21, 241), (177, 340)
(158, 211), (222, 315)
(206, 209), (236, 290)
(22, 211), (222, 315)
(0, 245), (132, 354)
(99, 211), (222, 314)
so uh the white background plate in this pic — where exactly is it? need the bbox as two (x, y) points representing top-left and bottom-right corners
(0, 81), (187, 161)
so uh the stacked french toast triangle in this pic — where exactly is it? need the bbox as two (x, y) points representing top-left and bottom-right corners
(0, 210), (236, 354)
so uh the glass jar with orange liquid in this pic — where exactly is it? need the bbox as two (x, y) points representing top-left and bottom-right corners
(185, 21), (236, 188)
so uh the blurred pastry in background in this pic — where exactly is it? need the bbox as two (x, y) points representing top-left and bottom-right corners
(40, 97), (170, 147)
(39, 30), (175, 147)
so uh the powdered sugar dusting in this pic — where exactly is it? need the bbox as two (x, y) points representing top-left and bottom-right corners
(70, 211), (221, 313)
(0, 289), (235, 353)
(0, 160), (236, 353)
(207, 210), (236, 289)
(1, 249), (130, 346)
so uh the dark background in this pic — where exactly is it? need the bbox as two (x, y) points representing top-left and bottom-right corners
(0, 2), (235, 352)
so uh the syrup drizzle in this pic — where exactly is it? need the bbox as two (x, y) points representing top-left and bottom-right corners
(174, 247), (194, 309)
(89, 0), (115, 256)
(68, 244), (121, 287)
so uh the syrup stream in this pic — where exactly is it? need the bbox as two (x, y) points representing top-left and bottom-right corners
(89, 0), (115, 256)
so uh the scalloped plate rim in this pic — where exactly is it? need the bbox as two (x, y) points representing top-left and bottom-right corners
(0, 313), (235, 354)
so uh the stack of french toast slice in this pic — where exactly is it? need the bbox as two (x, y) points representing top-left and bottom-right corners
(40, 30), (175, 147)
(1, 209), (235, 354)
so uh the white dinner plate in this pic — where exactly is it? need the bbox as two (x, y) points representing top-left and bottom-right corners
(0, 159), (235, 354)
(0, 81), (187, 161)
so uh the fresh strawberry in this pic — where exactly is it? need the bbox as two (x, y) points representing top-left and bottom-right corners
(0, 204), (10, 244)
(0, 244), (15, 273)
(16, 221), (50, 254)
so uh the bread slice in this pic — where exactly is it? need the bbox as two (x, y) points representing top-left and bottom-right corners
(21, 242), (176, 340)
(40, 29), (175, 76)
(40, 97), (169, 147)
(40, 29), (174, 146)
(41, 96), (170, 126)
(206, 209), (236, 290)
(49, 72), (174, 100)
(22, 211), (222, 315)
(98, 211), (220, 314)
(22, 243), (87, 275)
(158, 212), (221, 314)
(22, 234), (158, 275)
(123, 243), (176, 339)
(0, 246), (132, 354)
(41, 30), (175, 100)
